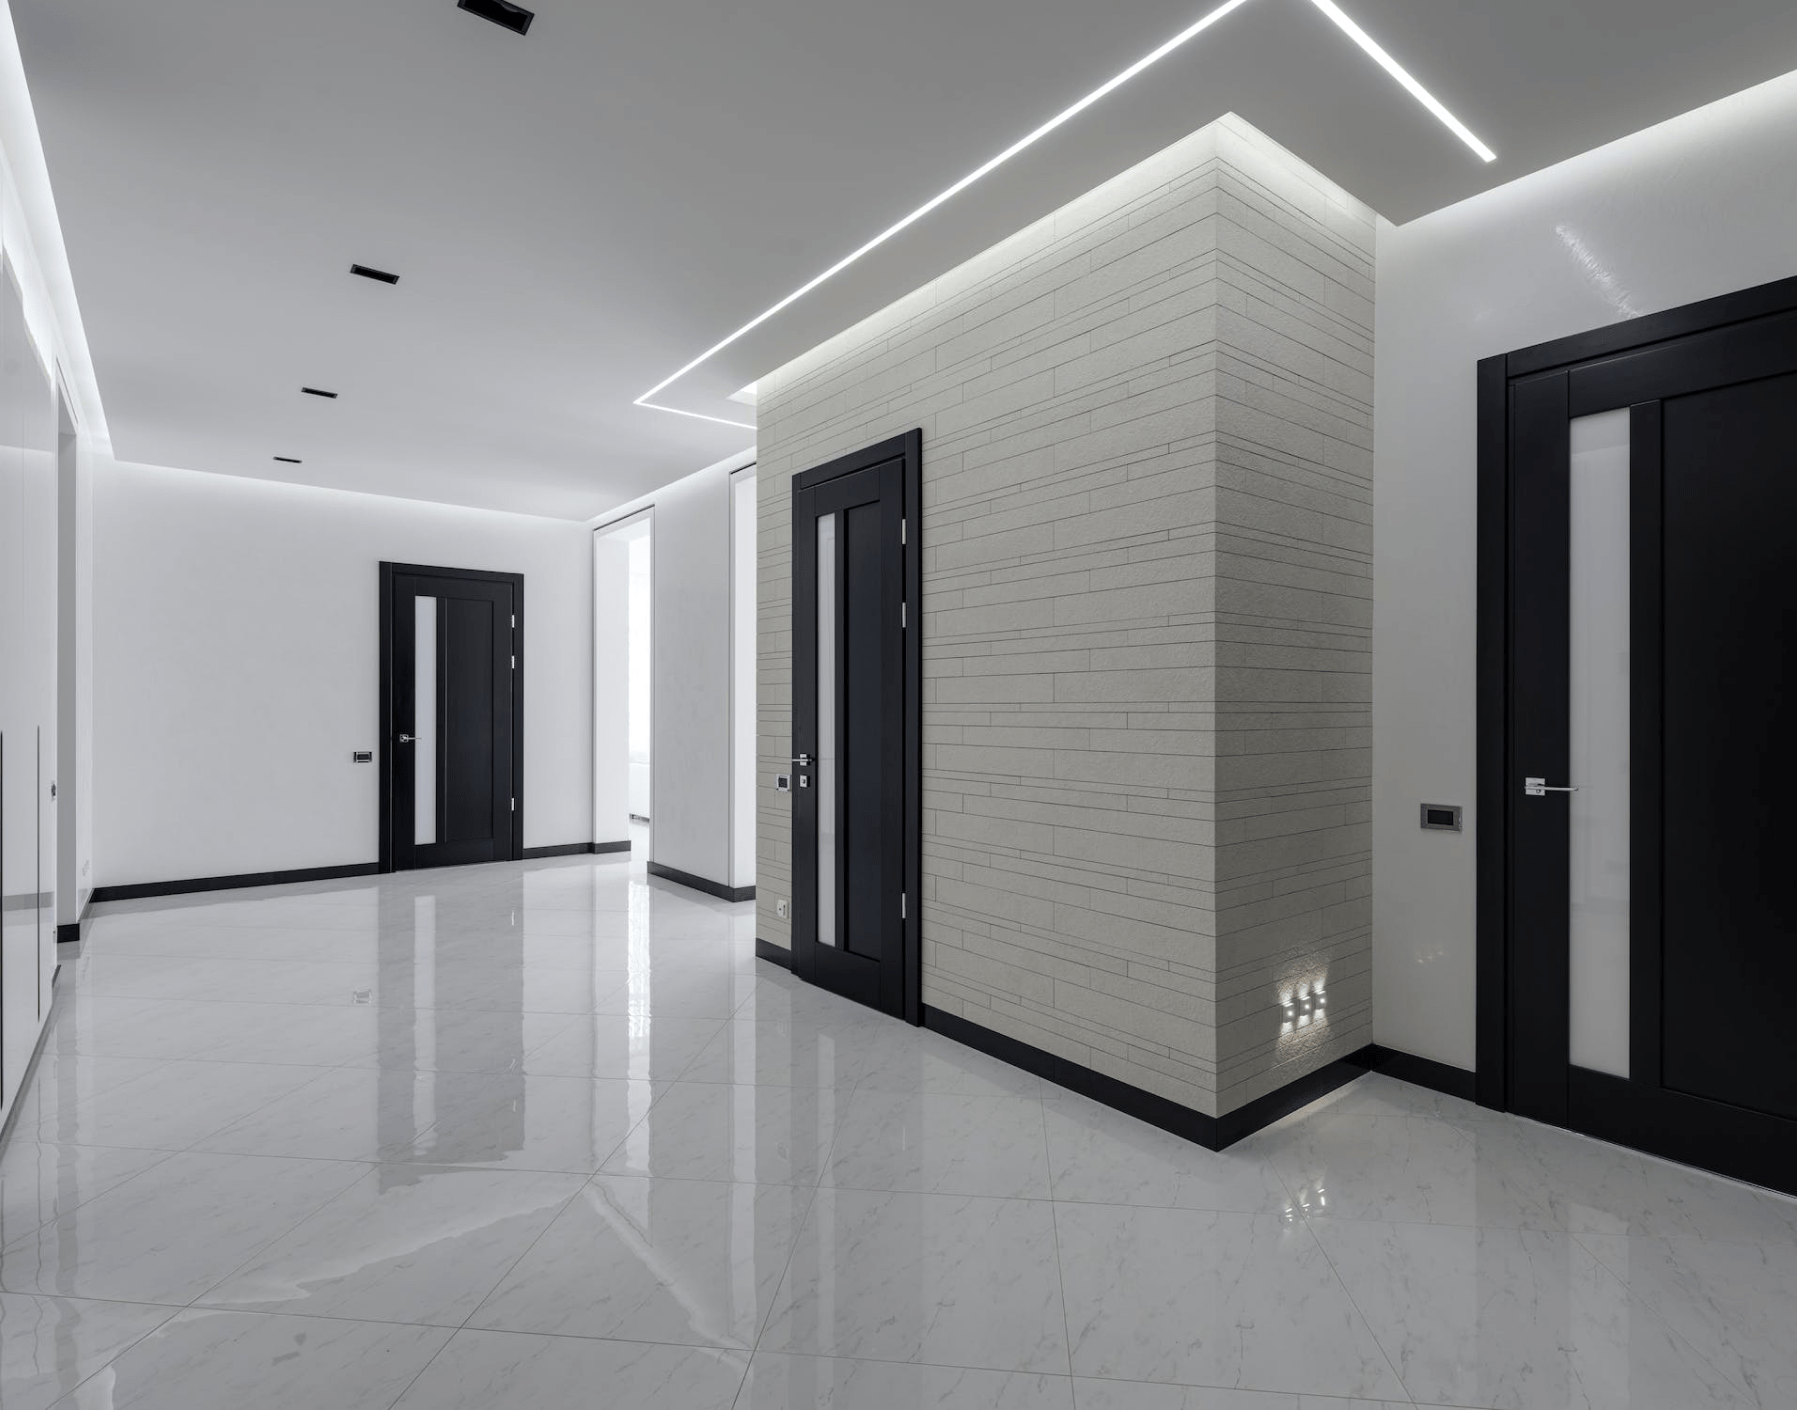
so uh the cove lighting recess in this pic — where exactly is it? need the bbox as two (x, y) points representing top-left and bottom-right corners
(633, 0), (1495, 427)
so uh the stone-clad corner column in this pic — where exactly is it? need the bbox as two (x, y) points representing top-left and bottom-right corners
(1204, 119), (1374, 1116)
(754, 114), (1372, 1131)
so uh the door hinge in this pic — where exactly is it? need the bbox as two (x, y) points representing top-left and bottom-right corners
(511, 797), (516, 812)
(900, 518), (906, 545)
(900, 602), (906, 629)
(511, 654), (517, 669)
(900, 894), (907, 920)
(511, 614), (516, 628)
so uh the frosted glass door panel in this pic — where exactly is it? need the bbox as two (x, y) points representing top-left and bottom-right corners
(816, 512), (837, 948)
(1568, 409), (1630, 1078)
(415, 595), (438, 847)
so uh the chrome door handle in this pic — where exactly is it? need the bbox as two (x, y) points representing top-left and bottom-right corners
(792, 754), (810, 766)
(1524, 777), (1579, 796)
(399, 734), (417, 744)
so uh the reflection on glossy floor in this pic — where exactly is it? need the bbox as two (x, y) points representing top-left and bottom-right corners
(3, 850), (1794, 1409)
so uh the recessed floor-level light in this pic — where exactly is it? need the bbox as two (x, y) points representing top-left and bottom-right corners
(350, 264), (400, 285)
(273, 455), (303, 464)
(301, 387), (339, 399)
(457, 0), (534, 36)
(633, 0), (1496, 426)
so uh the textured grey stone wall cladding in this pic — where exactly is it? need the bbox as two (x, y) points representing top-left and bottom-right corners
(756, 116), (1373, 1118)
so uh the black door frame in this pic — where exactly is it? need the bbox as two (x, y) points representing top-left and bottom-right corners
(790, 430), (922, 1024)
(1477, 273), (1797, 1194)
(379, 562), (525, 872)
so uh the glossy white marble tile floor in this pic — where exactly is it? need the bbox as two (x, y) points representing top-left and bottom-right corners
(3, 848), (1795, 1409)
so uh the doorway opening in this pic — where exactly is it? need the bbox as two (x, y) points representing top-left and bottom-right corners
(730, 467), (757, 895)
(594, 511), (652, 856)
(379, 562), (524, 871)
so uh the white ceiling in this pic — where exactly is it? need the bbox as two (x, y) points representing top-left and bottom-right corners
(14, 0), (1797, 518)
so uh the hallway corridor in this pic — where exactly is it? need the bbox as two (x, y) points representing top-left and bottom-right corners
(0, 850), (1791, 1409)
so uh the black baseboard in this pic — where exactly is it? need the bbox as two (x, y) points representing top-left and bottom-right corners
(754, 938), (792, 969)
(922, 1005), (1371, 1151)
(520, 841), (630, 860)
(646, 861), (754, 903)
(57, 894), (96, 948)
(1348, 1043), (1478, 1101)
(521, 842), (591, 860)
(1216, 1049), (1382, 1146)
(91, 862), (381, 904)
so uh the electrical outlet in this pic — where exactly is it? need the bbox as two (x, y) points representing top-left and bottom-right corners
(775, 898), (789, 920)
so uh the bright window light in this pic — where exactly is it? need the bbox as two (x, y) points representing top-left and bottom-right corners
(1306, 0), (1497, 163)
(636, 0), (1495, 424)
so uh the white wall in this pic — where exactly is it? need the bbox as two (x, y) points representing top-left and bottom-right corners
(94, 460), (594, 886)
(0, 6), (97, 1125)
(1373, 68), (1797, 1069)
(0, 250), (58, 1117)
(729, 470), (756, 890)
(591, 446), (754, 890)
(592, 511), (645, 846)
(628, 532), (652, 820)
(55, 390), (93, 923)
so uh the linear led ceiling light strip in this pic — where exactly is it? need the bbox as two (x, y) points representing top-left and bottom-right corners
(635, 0), (1494, 427)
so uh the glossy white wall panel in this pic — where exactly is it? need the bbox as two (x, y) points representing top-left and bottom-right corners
(648, 463), (730, 885)
(0, 28), (102, 1131)
(56, 395), (89, 924)
(1374, 67), (1797, 1069)
(628, 531), (652, 820)
(0, 260), (31, 1114)
(74, 432), (93, 913)
(0, 255), (56, 1113)
(93, 463), (593, 885)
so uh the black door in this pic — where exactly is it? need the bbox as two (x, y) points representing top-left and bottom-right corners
(381, 564), (523, 871)
(1492, 288), (1797, 1192)
(791, 433), (921, 1019)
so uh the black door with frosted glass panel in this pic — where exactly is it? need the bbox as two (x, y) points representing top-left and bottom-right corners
(380, 563), (523, 871)
(1481, 280), (1797, 1193)
(791, 433), (921, 1020)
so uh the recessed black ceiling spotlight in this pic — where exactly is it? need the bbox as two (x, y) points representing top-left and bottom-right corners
(458, 0), (534, 36)
(350, 264), (400, 285)
(301, 387), (339, 399)
(274, 456), (303, 464)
